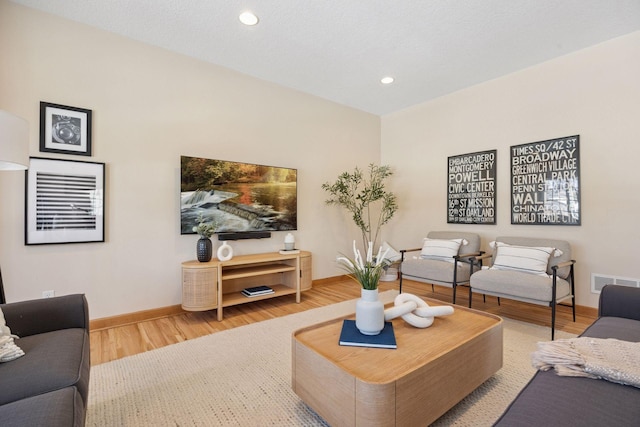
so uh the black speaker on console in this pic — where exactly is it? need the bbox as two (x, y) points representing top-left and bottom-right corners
(218, 231), (272, 241)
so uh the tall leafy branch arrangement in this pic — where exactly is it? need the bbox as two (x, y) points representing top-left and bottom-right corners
(322, 164), (398, 251)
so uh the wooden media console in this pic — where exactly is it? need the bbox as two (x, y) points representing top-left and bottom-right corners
(182, 251), (311, 320)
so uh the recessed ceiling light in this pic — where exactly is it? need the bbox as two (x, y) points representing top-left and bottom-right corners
(239, 11), (259, 26)
(381, 76), (395, 85)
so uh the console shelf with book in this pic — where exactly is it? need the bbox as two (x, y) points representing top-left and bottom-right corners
(181, 251), (311, 320)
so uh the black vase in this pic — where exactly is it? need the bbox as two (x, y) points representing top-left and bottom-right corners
(197, 237), (213, 262)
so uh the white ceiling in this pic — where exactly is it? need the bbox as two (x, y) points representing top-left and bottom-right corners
(11, 0), (640, 115)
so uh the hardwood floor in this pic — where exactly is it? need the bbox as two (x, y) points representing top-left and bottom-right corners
(90, 278), (597, 365)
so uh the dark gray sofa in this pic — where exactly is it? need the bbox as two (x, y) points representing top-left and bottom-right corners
(494, 285), (640, 426)
(0, 294), (90, 427)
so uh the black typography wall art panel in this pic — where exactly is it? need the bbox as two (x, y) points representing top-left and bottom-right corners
(447, 150), (496, 224)
(511, 135), (580, 225)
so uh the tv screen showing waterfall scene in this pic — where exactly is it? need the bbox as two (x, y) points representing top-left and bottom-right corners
(180, 156), (297, 237)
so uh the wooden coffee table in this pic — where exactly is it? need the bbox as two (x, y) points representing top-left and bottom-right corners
(291, 299), (502, 426)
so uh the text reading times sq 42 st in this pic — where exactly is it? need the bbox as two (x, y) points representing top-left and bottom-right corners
(511, 136), (580, 225)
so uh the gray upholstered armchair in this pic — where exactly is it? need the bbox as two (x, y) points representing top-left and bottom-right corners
(399, 231), (482, 304)
(469, 236), (576, 339)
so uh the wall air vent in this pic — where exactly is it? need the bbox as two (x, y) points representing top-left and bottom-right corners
(591, 273), (640, 294)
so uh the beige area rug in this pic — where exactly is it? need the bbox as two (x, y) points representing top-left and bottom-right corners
(87, 291), (575, 426)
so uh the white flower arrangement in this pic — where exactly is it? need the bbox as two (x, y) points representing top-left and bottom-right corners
(336, 240), (391, 290)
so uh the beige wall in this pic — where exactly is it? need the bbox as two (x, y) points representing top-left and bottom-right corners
(382, 31), (640, 308)
(2, 2), (638, 317)
(0, 2), (380, 318)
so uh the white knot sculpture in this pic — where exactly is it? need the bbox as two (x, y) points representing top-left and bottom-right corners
(384, 293), (454, 328)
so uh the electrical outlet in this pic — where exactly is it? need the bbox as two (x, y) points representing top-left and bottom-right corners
(42, 290), (55, 298)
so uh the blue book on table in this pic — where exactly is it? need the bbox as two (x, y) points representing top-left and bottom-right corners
(339, 319), (397, 349)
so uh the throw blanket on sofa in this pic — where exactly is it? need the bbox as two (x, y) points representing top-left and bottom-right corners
(532, 337), (640, 388)
(0, 307), (24, 362)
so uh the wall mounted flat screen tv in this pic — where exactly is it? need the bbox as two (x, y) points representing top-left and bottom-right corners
(180, 156), (297, 236)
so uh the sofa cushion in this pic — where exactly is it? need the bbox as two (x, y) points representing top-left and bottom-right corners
(598, 285), (640, 321)
(470, 268), (571, 304)
(493, 236), (572, 278)
(494, 368), (640, 426)
(0, 387), (85, 427)
(427, 231), (480, 261)
(581, 316), (640, 342)
(490, 242), (556, 277)
(0, 328), (89, 406)
(420, 238), (463, 262)
(495, 316), (640, 426)
(402, 258), (471, 284)
(2, 294), (89, 338)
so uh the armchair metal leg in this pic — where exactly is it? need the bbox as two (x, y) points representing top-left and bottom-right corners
(399, 252), (405, 294)
(452, 284), (457, 305)
(551, 267), (559, 340)
(551, 302), (556, 341)
(570, 264), (576, 322)
(468, 287), (473, 308)
(0, 267), (5, 304)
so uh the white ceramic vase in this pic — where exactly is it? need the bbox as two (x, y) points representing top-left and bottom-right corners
(216, 241), (234, 261)
(355, 288), (385, 335)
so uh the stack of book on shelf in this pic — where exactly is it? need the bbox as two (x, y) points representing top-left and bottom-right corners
(241, 285), (275, 297)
